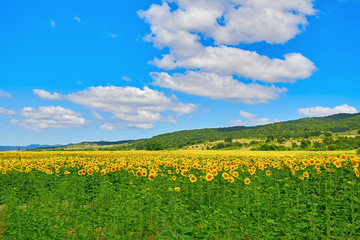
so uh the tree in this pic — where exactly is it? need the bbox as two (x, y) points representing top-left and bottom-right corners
(146, 141), (165, 151)
(300, 140), (310, 149)
(324, 132), (332, 137)
(266, 135), (275, 141)
(224, 137), (233, 143)
(323, 137), (333, 145)
(303, 132), (311, 139)
(313, 141), (322, 149)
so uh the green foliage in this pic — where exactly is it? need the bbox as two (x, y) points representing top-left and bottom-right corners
(42, 113), (360, 151)
(300, 139), (311, 149)
(146, 141), (165, 151)
(252, 144), (289, 151)
(131, 113), (360, 150)
(210, 141), (243, 150)
(324, 132), (333, 137)
(267, 135), (275, 141)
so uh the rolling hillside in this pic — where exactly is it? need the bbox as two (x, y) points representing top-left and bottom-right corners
(41, 113), (360, 151)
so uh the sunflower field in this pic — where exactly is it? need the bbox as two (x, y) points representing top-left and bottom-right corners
(1, 150), (360, 239)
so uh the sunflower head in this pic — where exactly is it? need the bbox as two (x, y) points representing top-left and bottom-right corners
(222, 172), (229, 180)
(205, 174), (214, 181)
(228, 177), (234, 183)
(190, 176), (197, 183)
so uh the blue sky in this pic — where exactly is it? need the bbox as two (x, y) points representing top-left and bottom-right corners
(0, 0), (359, 146)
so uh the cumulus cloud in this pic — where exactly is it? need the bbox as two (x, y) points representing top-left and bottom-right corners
(239, 110), (257, 119)
(33, 89), (62, 100)
(0, 90), (12, 98)
(139, 0), (315, 46)
(100, 123), (116, 130)
(298, 104), (358, 117)
(0, 107), (15, 115)
(128, 123), (155, 129)
(11, 106), (86, 132)
(229, 110), (279, 126)
(229, 118), (279, 126)
(139, 0), (316, 101)
(35, 86), (197, 129)
(151, 71), (286, 103)
(152, 47), (316, 83)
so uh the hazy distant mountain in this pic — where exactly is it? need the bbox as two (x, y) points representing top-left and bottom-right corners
(0, 144), (62, 151)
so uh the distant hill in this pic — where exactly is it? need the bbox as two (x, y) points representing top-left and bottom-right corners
(47, 140), (134, 151)
(0, 144), (62, 151)
(126, 113), (360, 150)
(33, 113), (360, 151)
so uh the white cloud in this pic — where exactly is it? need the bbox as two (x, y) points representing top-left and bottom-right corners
(110, 33), (119, 38)
(11, 106), (86, 132)
(33, 89), (62, 100)
(92, 111), (104, 120)
(139, 0), (315, 46)
(298, 104), (358, 117)
(0, 107), (15, 115)
(0, 90), (12, 98)
(151, 71), (286, 103)
(139, 0), (316, 102)
(239, 110), (257, 119)
(128, 123), (155, 129)
(74, 16), (81, 23)
(230, 109), (279, 126)
(121, 76), (131, 82)
(229, 118), (279, 126)
(100, 123), (115, 130)
(50, 19), (56, 27)
(35, 86), (197, 129)
(167, 116), (178, 124)
(152, 46), (316, 83)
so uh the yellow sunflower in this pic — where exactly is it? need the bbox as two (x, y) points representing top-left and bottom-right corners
(205, 174), (214, 181)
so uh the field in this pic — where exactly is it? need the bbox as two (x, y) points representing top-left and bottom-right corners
(1, 150), (360, 239)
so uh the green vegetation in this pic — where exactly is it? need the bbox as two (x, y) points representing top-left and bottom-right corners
(43, 113), (360, 151)
(1, 151), (360, 239)
(127, 113), (360, 151)
(146, 141), (165, 151)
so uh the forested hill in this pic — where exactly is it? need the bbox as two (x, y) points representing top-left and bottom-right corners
(127, 113), (360, 150)
(42, 113), (360, 151)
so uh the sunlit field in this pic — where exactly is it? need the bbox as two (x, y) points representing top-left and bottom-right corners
(1, 150), (360, 239)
